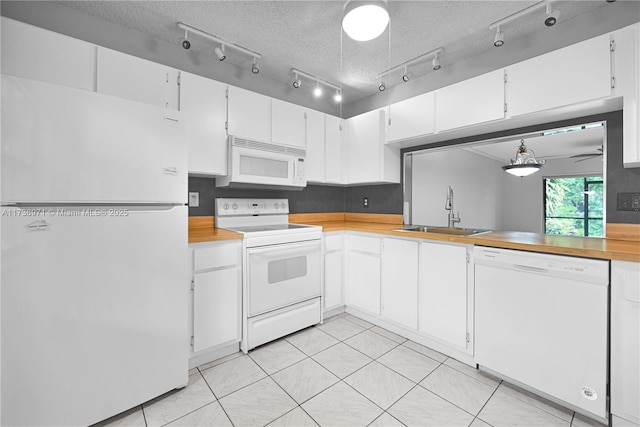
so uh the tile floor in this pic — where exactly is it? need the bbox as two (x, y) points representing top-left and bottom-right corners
(95, 313), (608, 427)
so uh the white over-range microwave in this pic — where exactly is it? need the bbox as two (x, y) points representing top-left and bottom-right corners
(216, 136), (307, 190)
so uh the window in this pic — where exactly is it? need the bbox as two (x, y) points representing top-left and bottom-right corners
(544, 176), (604, 237)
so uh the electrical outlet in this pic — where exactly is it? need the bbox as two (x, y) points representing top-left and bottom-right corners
(188, 192), (200, 208)
(363, 197), (369, 208)
(617, 192), (640, 211)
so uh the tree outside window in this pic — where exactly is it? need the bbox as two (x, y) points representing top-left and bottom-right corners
(544, 176), (604, 237)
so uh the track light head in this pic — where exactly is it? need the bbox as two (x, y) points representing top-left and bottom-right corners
(180, 29), (191, 50)
(378, 82), (386, 92)
(494, 28), (505, 47)
(544, 8), (559, 27)
(215, 45), (226, 61)
(605, 0), (616, 2)
(293, 79), (301, 89)
(402, 74), (410, 82)
(251, 59), (260, 74)
(333, 90), (343, 103)
(432, 54), (441, 71)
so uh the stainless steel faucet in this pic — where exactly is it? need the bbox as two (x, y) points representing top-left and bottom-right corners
(445, 185), (461, 228)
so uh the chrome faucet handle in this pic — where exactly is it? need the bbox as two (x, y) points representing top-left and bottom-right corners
(452, 212), (461, 225)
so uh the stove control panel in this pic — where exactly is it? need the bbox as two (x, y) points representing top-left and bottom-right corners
(216, 198), (289, 216)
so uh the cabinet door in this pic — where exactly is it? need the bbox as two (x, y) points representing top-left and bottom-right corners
(193, 268), (240, 352)
(325, 115), (345, 184)
(419, 242), (468, 348)
(381, 239), (419, 329)
(1, 17), (96, 91)
(507, 34), (611, 117)
(180, 72), (228, 176)
(272, 98), (306, 149)
(324, 235), (344, 311)
(306, 109), (326, 182)
(436, 69), (505, 132)
(386, 92), (435, 142)
(347, 110), (385, 184)
(347, 251), (381, 315)
(97, 47), (179, 110)
(227, 85), (271, 143)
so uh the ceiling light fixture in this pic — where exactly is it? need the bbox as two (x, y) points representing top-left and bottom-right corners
(291, 68), (342, 103)
(342, 0), (390, 42)
(177, 22), (262, 67)
(489, 1), (557, 48)
(544, 2), (559, 27)
(377, 47), (444, 88)
(502, 139), (546, 177)
(432, 53), (441, 71)
(214, 45), (226, 61)
(378, 80), (386, 91)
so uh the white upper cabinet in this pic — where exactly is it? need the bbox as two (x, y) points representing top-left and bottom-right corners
(325, 115), (345, 184)
(227, 85), (271, 143)
(97, 47), (179, 110)
(346, 109), (400, 184)
(179, 72), (228, 176)
(271, 98), (307, 149)
(386, 92), (435, 143)
(507, 34), (612, 118)
(305, 109), (326, 182)
(381, 238), (419, 330)
(612, 24), (640, 168)
(1, 17), (96, 91)
(436, 69), (505, 132)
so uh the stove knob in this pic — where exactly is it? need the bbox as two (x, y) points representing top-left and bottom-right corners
(274, 203), (279, 209)
(232, 203), (238, 210)
(281, 203), (286, 209)
(223, 203), (229, 210)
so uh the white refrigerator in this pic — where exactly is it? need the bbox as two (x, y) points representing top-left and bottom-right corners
(1, 75), (189, 426)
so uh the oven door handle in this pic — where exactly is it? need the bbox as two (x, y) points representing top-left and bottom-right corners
(248, 240), (320, 258)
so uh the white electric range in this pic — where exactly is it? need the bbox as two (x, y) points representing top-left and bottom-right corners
(215, 198), (323, 352)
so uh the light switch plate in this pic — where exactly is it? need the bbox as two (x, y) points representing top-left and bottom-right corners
(188, 192), (200, 208)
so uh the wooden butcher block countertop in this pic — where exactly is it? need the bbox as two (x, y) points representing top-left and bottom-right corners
(189, 213), (640, 262)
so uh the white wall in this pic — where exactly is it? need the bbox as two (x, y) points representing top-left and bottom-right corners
(501, 156), (604, 233)
(411, 149), (504, 230)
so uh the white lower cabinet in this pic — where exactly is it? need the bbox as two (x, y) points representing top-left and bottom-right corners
(381, 238), (419, 330)
(189, 240), (241, 363)
(419, 241), (471, 350)
(346, 234), (381, 315)
(324, 233), (345, 312)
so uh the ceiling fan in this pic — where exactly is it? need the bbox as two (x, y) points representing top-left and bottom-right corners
(571, 146), (603, 162)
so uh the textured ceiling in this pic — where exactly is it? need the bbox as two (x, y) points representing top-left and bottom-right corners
(58, 0), (608, 103)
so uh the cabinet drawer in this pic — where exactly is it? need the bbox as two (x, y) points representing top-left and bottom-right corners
(349, 235), (381, 255)
(325, 234), (343, 252)
(193, 242), (240, 271)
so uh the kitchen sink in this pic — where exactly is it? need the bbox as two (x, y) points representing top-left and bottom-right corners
(395, 225), (491, 236)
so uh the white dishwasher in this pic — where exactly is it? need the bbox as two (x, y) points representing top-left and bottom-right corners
(474, 247), (609, 422)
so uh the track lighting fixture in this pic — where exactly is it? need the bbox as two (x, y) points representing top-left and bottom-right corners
(214, 45), (226, 61)
(544, 2), (559, 27)
(290, 68), (342, 102)
(605, 0), (616, 2)
(432, 53), (441, 71)
(342, 0), (390, 42)
(177, 22), (262, 67)
(376, 47), (443, 89)
(494, 27), (505, 47)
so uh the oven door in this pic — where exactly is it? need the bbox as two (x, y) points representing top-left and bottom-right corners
(247, 239), (321, 316)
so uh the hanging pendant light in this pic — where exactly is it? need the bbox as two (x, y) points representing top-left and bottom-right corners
(342, 0), (389, 41)
(502, 139), (546, 177)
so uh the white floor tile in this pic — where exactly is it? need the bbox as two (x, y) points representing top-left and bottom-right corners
(371, 326), (408, 344)
(312, 342), (373, 379)
(271, 358), (339, 403)
(219, 377), (297, 426)
(498, 381), (573, 422)
(268, 407), (319, 427)
(249, 339), (307, 374)
(470, 417), (493, 427)
(388, 385), (475, 426)
(344, 362), (415, 409)
(443, 358), (501, 388)
(368, 412), (406, 427)
(200, 354), (266, 398)
(142, 371), (216, 427)
(478, 390), (570, 427)
(343, 314), (375, 329)
(286, 326), (339, 356)
(401, 340), (448, 362)
(377, 345), (440, 383)
(302, 382), (383, 427)
(420, 364), (497, 415)
(317, 317), (366, 341)
(345, 330), (399, 359)
(197, 351), (242, 372)
(165, 401), (232, 427)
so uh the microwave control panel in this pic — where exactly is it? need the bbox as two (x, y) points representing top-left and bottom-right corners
(294, 158), (305, 184)
(216, 198), (289, 216)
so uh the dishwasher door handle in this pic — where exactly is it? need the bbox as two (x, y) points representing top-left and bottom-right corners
(514, 264), (549, 274)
